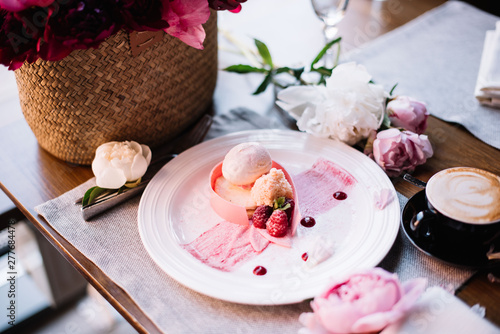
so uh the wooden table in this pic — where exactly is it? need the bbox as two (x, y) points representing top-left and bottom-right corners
(1, 0), (499, 332)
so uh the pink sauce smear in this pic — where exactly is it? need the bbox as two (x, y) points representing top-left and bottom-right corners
(182, 158), (357, 272)
(182, 222), (258, 272)
(294, 158), (356, 217)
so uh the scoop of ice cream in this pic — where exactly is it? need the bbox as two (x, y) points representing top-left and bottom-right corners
(251, 168), (293, 206)
(222, 142), (272, 185)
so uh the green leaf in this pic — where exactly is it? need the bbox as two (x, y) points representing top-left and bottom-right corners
(311, 37), (341, 69)
(389, 83), (398, 96)
(82, 187), (109, 206)
(254, 39), (273, 68)
(280, 203), (291, 211)
(382, 112), (392, 129)
(89, 187), (109, 205)
(292, 67), (305, 80)
(311, 66), (333, 77)
(224, 64), (267, 74)
(82, 186), (98, 206)
(385, 83), (399, 108)
(273, 197), (286, 210)
(275, 67), (291, 74)
(253, 72), (273, 95)
(124, 178), (141, 188)
(275, 66), (305, 81)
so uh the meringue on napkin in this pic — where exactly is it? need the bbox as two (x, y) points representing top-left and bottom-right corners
(475, 21), (500, 108)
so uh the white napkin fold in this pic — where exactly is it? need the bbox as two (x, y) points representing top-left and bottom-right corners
(475, 21), (500, 108)
(381, 287), (500, 334)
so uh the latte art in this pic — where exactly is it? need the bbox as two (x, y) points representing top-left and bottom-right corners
(426, 167), (500, 224)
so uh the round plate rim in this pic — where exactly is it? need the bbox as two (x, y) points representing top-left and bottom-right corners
(138, 129), (401, 305)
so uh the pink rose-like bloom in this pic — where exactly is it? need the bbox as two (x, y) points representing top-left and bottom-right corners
(373, 128), (433, 177)
(0, 0), (54, 12)
(387, 96), (429, 134)
(163, 0), (210, 49)
(299, 268), (427, 334)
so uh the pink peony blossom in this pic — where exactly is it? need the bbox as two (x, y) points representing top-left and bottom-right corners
(372, 128), (433, 177)
(387, 96), (429, 134)
(163, 0), (210, 50)
(0, 0), (54, 12)
(299, 268), (427, 334)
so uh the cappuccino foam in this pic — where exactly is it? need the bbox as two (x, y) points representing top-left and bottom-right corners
(426, 167), (500, 224)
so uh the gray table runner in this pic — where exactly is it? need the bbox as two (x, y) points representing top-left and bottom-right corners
(346, 1), (500, 150)
(36, 109), (475, 333)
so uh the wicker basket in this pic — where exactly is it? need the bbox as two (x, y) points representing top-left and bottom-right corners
(14, 13), (218, 165)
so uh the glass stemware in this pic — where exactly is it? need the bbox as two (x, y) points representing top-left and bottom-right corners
(311, 0), (349, 67)
(311, 0), (349, 40)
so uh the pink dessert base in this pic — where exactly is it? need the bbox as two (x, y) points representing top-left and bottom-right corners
(209, 160), (300, 234)
(183, 158), (357, 272)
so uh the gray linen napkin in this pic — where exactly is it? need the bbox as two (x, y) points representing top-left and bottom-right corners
(345, 1), (500, 149)
(36, 108), (475, 333)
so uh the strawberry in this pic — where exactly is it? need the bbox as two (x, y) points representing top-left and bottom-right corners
(273, 197), (294, 224)
(252, 205), (273, 229)
(266, 210), (288, 237)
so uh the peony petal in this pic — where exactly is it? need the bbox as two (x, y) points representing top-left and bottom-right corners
(168, 24), (206, 49)
(276, 85), (326, 119)
(326, 62), (372, 89)
(92, 156), (110, 178)
(0, 0), (54, 11)
(352, 282), (400, 314)
(164, 0), (210, 49)
(279, 62), (385, 145)
(316, 301), (363, 333)
(418, 134), (433, 158)
(128, 141), (142, 153)
(351, 310), (403, 333)
(392, 278), (428, 313)
(95, 167), (127, 189)
(141, 144), (152, 165)
(129, 153), (149, 181)
(352, 278), (427, 332)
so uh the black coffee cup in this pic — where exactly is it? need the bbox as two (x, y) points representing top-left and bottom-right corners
(410, 167), (500, 259)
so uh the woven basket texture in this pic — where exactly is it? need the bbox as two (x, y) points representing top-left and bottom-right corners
(15, 13), (218, 165)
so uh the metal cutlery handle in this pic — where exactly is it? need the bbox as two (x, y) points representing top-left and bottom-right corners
(402, 173), (427, 188)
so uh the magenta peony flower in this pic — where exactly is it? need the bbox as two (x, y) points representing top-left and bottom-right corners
(387, 96), (429, 134)
(163, 0), (210, 49)
(208, 0), (246, 13)
(299, 268), (427, 334)
(372, 128), (433, 177)
(1, 0), (248, 69)
(0, 8), (43, 70)
(0, 0), (54, 12)
(39, 0), (120, 61)
(119, 0), (169, 32)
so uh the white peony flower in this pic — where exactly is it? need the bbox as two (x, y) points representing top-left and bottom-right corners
(276, 62), (387, 145)
(92, 141), (152, 189)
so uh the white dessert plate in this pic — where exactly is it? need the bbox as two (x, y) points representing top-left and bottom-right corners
(138, 129), (400, 305)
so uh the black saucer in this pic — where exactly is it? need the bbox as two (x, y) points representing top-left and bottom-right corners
(401, 190), (500, 270)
